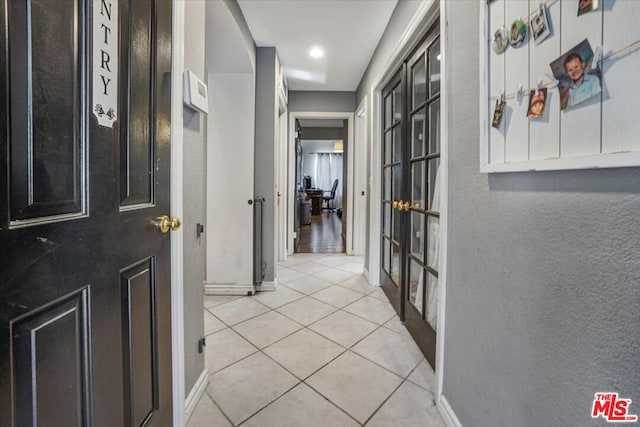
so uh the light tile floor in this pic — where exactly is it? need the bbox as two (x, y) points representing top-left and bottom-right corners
(188, 254), (445, 427)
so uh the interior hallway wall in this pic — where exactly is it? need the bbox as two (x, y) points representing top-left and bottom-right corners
(182, 0), (206, 394)
(355, 0), (424, 272)
(288, 91), (356, 112)
(206, 73), (255, 286)
(443, 2), (640, 426)
(204, 0), (256, 290)
(254, 47), (278, 283)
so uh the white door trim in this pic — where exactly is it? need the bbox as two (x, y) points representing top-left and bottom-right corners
(353, 98), (368, 256)
(170, 2), (186, 426)
(435, 0), (450, 410)
(287, 111), (354, 255)
(277, 104), (288, 262)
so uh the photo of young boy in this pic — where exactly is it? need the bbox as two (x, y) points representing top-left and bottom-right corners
(530, 6), (551, 45)
(493, 28), (508, 54)
(527, 88), (547, 118)
(509, 19), (527, 48)
(549, 39), (602, 110)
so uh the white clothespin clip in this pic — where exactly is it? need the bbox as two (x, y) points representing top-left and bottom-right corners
(536, 79), (543, 95)
(544, 72), (558, 88)
(592, 45), (603, 69)
(517, 84), (524, 103)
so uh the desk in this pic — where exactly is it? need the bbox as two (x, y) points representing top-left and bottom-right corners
(305, 189), (324, 215)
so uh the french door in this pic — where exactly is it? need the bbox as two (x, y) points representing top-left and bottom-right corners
(0, 1), (174, 425)
(380, 24), (441, 368)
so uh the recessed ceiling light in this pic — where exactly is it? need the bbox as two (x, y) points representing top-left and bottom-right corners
(309, 47), (324, 58)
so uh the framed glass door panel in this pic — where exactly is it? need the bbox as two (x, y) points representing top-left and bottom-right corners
(380, 68), (405, 312)
(408, 258), (424, 311)
(403, 24), (440, 369)
(412, 108), (426, 158)
(410, 211), (424, 261)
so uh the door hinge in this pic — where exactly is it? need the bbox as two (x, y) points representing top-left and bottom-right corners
(198, 337), (206, 353)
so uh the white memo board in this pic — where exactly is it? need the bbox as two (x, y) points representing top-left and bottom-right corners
(480, 0), (640, 173)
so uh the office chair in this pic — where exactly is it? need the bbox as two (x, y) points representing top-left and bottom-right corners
(323, 179), (339, 212)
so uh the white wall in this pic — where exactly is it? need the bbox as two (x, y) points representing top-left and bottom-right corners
(206, 73), (255, 285)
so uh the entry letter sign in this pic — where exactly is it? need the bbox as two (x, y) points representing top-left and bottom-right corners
(92, 0), (118, 127)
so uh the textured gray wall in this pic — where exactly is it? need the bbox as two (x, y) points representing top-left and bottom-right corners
(443, 2), (640, 426)
(182, 0), (206, 394)
(299, 127), (344, 140)
(355, 0), (423, 271)
(254, 47), (277, 282)
(355, 0), (422, 105)
(288, 91), (356, 112)
(222, 0), (256, 72)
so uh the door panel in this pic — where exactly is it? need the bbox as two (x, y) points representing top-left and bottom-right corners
(12, 289), (91, 427)
(404, 30), (441, 369)
(380, 69), (405, 312)
(0, 1), (173, 425)
(379, 24), (440, 369)
(121, 258), (158, 427)
(120, 0), (155, 208)
(9, 0), (85, 221)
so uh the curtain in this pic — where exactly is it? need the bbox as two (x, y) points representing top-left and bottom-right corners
(313, 153), (343, 209)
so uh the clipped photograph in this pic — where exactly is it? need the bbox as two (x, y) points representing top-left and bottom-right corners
(509, 19), (527, 48)
(492, 99), (506, 128)
(527, 88), (547, 118)
(549, 39), (602, 110)
(492, 27), (508, 54)
(530, 6), (551, 45)
(578, 0), (599, 16)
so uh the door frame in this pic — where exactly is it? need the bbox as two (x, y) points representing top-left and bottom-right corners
(276, 96), (288, 262)
(170, 2), (186, 426)
(353, 98), (368, 256)
(367, 0), (449, 402)
(287, 111), (354, 255)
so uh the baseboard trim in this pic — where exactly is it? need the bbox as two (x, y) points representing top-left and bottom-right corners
(438, 395), (463, 427)
(363, 268), (370, 282)
(256, 279), (277, 292)
(203, 282), (256, 296)
(184, 369), (209, 424)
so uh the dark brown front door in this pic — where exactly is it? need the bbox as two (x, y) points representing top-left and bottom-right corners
(0, 1), (173, 426)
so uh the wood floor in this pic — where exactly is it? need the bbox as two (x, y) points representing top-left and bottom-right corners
(297, 212), (344, 253)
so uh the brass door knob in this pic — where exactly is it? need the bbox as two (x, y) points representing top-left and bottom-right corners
(392, 201), (399, 210)
(154, 215), (182, 233)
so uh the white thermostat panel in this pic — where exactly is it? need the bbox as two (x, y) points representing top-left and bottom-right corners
(183, 70), (208, 114)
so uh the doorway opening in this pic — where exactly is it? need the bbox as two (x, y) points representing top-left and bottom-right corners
(286, 113), (355, 255)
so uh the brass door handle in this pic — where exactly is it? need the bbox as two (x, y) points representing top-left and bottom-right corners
(154, 215), (181, 233)
(170, 217), (181, 231)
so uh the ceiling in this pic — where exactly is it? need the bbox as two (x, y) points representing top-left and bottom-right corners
(238, 0), (398, 91)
